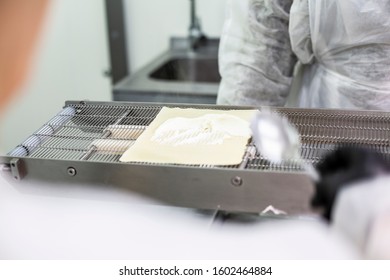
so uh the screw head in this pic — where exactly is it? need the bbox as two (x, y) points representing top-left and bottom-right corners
(231, 176), (243, 187)
(67, 167), (77, 177)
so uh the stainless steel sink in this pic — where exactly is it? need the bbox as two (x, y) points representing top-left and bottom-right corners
(150, 57), (220, 83)
(113, 37), (220, 104)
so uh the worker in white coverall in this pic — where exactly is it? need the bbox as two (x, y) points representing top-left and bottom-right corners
(217, 0), (390, 110)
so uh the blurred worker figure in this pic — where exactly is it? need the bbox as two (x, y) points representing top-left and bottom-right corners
(312, 146), (390, 259)
(0, 0), (49, 113)
(217, 0), (390, 110)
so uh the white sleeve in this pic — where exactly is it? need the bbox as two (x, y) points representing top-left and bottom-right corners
(332, 175), (390, 259)
(217, 0), (297, 106)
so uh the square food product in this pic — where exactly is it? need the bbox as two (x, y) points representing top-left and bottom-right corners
(119, 107), (257, 165)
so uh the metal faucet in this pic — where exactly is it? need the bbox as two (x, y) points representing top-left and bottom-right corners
(189, 0), (207, 50)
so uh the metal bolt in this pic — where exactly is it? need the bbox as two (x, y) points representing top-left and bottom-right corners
(231, 176), (243, 187)
(67, 167), (77, 177)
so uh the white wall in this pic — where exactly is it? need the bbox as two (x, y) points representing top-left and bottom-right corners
(124, 0), (228, 72)
(0, 0), (111, 152)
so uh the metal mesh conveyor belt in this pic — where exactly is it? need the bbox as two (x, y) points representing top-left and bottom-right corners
(1, 101), (389, 214)
(6, 101), (390, 169)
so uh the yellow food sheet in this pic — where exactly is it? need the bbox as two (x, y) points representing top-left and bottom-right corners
(119, 107), (257, 165)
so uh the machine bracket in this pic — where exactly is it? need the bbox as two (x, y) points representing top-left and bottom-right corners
(10, 158), (26, 180)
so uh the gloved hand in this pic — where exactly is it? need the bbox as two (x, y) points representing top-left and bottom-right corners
(311, 145), (389, 221)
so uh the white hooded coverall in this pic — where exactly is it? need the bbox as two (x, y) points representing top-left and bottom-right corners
(217, 0), (390, 110)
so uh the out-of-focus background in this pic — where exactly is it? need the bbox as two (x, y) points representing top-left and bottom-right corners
(0, 0), (227, 152)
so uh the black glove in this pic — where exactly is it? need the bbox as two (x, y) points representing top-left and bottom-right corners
(311, 145), (389, 221)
